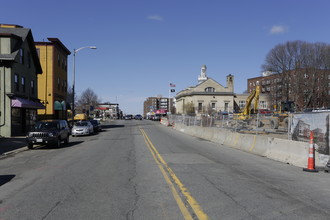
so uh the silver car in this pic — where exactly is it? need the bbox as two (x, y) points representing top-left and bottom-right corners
(71, 121), (94, 136)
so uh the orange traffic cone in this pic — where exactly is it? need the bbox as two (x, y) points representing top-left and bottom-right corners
(303, 131), (318, 172)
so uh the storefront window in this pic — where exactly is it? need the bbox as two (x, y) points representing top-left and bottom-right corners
(11, 108), (22, 136)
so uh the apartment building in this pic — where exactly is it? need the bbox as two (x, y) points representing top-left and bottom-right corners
(35, 38), (71, 120)
(248, 69), (330, 111)
(0, 24), (43, 137)
(143, 97), (174, 116)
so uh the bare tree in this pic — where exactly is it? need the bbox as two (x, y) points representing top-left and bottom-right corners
(77, 88), (101, 113)
(262, 40), (330, 111)
(66, 85), (77, 109)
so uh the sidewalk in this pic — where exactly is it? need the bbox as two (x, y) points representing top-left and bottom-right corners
(0, 136), (27, 155)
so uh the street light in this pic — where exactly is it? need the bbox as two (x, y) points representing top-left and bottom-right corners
(72, 46), (97, 124)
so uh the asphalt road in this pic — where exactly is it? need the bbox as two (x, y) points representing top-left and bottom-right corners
(1, 119), (330, 220)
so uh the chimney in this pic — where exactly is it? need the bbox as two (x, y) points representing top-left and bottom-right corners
(226, 74), (234, 92)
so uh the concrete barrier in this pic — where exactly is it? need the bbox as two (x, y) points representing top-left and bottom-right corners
(170, 123), (323, 168)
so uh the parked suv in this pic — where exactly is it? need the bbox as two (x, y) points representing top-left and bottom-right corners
(26, 120), (70, 149)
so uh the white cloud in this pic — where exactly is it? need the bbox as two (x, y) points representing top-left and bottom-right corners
(270, 25), (288, 35)
(147, 15), (164, 21)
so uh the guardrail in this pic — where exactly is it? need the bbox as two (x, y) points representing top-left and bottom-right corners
(166, 112), (330, 155)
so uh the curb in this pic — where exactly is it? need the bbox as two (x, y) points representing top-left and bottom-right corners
(1, 146), (29, 157)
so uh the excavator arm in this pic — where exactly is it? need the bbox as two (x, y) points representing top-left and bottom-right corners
(234, 83), (260, 120)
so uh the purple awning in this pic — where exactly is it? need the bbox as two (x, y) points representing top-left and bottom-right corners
(11, 97), (45, 109)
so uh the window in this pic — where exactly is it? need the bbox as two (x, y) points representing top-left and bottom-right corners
(205, 87), (215, 92)
(58, 78), (60, 90)
(21, 77), (25, 92)
(19, 49), (24, 64)
(198, 103), (203, 112)
(36, 48), (40, 57)
(31, 80), (34, 94)
(211, 103), (216, 109)
(259, 100), (266, 109)
(239, 100), (245, 109)
(14, 74), (19, 91)
(58, 54), (60, 66)
(224, 102), (229, 112)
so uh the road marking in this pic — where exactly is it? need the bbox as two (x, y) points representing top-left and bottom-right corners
(140, 128), (209, 220)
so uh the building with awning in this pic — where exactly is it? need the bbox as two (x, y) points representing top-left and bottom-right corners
(35, 38), (71, 120)
(11, 96), (45, 109)
(0, 24), (43, 136)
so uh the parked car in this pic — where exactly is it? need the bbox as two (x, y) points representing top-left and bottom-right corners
(71, 120), (94, 136)
(134, 114), (143, 120)
(124, 114), (133, 120)
(89, 119), (102, 132)
(26, 120), (70, 149)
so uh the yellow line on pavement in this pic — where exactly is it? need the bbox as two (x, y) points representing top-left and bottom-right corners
(140, 128), (209, 220)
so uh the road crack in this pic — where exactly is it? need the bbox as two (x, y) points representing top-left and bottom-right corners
(41, 201), (61, 220)
(126, 145), (140, 220)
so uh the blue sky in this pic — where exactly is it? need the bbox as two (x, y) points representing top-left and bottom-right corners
(2, 0), (330, 114)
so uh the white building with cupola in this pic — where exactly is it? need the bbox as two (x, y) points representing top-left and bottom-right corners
(175, 65), (270, 115)
(175, 65), (236, 115)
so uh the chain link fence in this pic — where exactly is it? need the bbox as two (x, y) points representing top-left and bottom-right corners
(168, 112), (330, 152)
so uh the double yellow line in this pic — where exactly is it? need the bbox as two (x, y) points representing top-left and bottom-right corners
(140, 128), (209, 220)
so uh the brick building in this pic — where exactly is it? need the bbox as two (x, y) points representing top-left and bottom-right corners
(247, 69), (330, 111)
(143, 97), (174, 117)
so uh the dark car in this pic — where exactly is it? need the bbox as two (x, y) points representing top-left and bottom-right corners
(89, 119), (102, 132)
(124, 114), (133, 120)
(152, 114), (161, 121)
(26, 120), (70, 149)
(134, 114), (143, 120)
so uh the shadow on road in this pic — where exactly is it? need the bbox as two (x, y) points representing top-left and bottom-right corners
(102, 125), (125, 129)
(33, 141), (84, 150)
(0, 175), (15, 187)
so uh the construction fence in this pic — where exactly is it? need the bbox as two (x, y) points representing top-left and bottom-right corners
(168, 112), (330, 153)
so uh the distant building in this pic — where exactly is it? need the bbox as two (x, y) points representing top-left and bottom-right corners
(143, 97), (174, 117)
(175, 65), (235, 115)
(35, 38), (71, 120)
(248, 69), (330, 111)
(96, 103), (120, 119)
(0, 24), (44, 137)
(175, 65), (270, 115)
